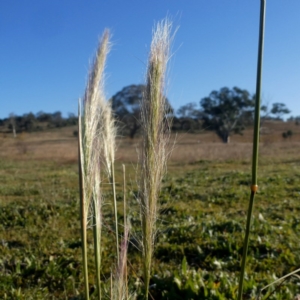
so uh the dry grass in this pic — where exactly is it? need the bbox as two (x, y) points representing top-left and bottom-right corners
(170, 139), (300, 163)
(1, 121), (300, 164)
(0, 129), (78, 162)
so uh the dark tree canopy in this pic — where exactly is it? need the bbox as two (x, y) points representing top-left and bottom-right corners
(200, 87), (255, 143)
(111, 84), (173, 138)
(260, 102), (290, 133)
(174, 102), (203, 132)
(111, 84), (143, 117)
(177, 102), (198, 118)
(270, 103), (290, 120)
(110, 84), (144, 138)
(0, 111), (79, 135)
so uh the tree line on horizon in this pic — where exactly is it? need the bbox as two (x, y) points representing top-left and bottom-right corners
(0, 84), (295, 143)
(0, 111), (78, 137)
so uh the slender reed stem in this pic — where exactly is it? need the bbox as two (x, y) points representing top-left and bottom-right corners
(111, 162), (120, 264)
(123, 165), (126, 228)
(78, 110), (90, 300)
(259, 267), (300, 297)
(122, 164), (128, 300)
(122, 164), (127, 228)
(93, 193), (102, 300)
(237, 1), (266, 299)
(110, 164), (129, 300)
(110, 273), (113, 300)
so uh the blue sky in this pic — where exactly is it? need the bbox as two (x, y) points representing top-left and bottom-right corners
(0, 1), (299, 119)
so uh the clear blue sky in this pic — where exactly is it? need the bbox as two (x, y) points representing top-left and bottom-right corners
(0, 1), (299, 119)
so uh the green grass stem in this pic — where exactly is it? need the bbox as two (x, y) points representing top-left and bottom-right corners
(111, 162), (120, 265)
(93, 193), (102, 300)
(78, 110), (90, 300)
(237, 1), (266, 299)
(122, 164), (128, 300)
(258, 267), (300, 299)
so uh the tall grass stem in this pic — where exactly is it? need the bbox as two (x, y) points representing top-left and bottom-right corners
(122, 164), (129, 300)
(111, 162), (120, 264)
(237, 1), (266, 299)
(78, 108), (90, 300)
(258, 267), (300, 298)
(93, 188), (102, 300)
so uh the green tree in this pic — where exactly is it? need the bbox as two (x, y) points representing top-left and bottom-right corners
(66, 113), (78, 126)
(51, 111), (64, 127)
(270, 102), (290, 120)
(22, 112), (36, 132)
(177, 102), (201, 119)
(176, 103), (202, 132)
(36, 111), (53, 123)
(111, 84), (173, 138)
(110, 84), (143, 138)
(200, 87), (254, 143)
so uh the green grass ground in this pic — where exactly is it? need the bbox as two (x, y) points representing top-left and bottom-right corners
(1, 151), (300, 299)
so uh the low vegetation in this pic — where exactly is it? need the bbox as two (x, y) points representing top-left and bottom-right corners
(1, 147), (300, 299)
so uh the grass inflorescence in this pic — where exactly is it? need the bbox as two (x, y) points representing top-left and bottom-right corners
(78, 29), (114, 299)
(139, 18), (174, 299)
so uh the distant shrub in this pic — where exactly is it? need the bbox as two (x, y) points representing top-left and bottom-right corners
(282, 130), (293, 139)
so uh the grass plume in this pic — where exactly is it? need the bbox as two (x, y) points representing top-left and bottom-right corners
(99, 99), (119, 263)
(139, 18), (174, 299)
(78, 29), (111, 300)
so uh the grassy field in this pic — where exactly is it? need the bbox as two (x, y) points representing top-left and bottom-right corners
(1, 123), (300, 299)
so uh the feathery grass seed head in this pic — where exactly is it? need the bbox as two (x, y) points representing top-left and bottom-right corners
(78, 29), (111, 300)
(139, 18), (175, 298)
